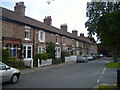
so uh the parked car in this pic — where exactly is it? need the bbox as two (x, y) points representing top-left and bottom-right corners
(76, 56), (88, 63)
(87, 55), (93, 61)
(0, 62), (20, 84)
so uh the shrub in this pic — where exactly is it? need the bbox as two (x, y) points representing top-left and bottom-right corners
(2, 49), (11, 63)
(61, 51), (70, 62)
(34, 53), (49, 67)
(52, 58), (62, 65)
(6, 58), (25, 69)
(46, 41), (55, 59)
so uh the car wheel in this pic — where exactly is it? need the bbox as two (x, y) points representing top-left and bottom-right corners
(11, 74), (18, 84)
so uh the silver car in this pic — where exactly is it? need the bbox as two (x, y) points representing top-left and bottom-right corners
(0, 62), (20, 84)
(76, 56), (88, 63)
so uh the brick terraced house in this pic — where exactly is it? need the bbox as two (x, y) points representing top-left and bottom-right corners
(0, 2), (98, 65)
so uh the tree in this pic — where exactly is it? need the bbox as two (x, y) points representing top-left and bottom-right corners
(85, 1), (120, 61)
(46, 41), (55, 59)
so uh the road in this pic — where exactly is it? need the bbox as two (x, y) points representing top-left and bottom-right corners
(2, 59), (112, 88)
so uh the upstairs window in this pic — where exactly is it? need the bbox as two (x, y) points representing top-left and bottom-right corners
(25, 26), (31, 40)
(56, 35), (59, 44)
(63, 37), (66, 45)
(38, 30), (45, 42)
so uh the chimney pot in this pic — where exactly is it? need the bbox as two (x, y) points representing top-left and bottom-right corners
(72, 30), (78, 36)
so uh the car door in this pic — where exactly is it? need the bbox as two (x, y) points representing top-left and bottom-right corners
(0, 63), (11, 82)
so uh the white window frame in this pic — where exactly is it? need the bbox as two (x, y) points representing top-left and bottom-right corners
(63, 37), (66, 45)
(25, 26), (31, 40)
(23, 45), (32, 60)
(76, 41), (79, 47)
(38, 46), (46, 53)
(38, 30), (45, 42)
(55, 47), (61, 58)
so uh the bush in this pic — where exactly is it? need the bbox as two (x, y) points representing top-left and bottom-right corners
(34, 53), (49, 67)
(6, 58), (25, 69)
(2, 49), (11, 63)
(61, 51), (70, 62)
(46, 41), (55, 59)
(52, 58), (62, 65)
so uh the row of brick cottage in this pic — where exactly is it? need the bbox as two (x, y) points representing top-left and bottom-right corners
(1, 2), (98, 62)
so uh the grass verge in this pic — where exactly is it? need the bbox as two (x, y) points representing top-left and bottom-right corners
(98, 85), (118, 90)
(106, 62), (120, 68)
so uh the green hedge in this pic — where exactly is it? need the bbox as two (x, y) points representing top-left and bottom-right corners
(2, 49), (11, 63)
(61, 51), (70, 62)
(52, 58), (62, 65)
(5, 57), (25, 69)
(34, 53), (50, 67)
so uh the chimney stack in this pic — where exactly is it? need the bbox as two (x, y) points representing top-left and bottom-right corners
(14, 2), (26, 16)
(72, 30), (78, 36)
(80, 33), (84, 37)
(44, 16), (52, 26)
(60, 24), (67, 32)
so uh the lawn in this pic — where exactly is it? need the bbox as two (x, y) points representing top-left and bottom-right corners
(106, 62), (120, 68)
(98, 85), (118, 90)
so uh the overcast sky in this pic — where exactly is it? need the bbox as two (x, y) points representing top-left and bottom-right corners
(0, 0), (93, 38)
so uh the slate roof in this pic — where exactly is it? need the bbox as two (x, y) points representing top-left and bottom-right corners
(1, 7), (94, 45)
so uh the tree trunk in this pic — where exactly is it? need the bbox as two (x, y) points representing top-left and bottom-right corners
(112, 46), (119, 62)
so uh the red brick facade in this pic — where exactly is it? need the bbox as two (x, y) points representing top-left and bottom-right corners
(1, 2), (98, 61)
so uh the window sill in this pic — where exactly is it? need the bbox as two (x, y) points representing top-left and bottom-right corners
(25, 38), (31, 41)
(56, 42), (59, 45)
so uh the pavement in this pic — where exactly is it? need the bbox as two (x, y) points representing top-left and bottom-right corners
(20, 61), (75, 75)
(20, 60), (118, 88)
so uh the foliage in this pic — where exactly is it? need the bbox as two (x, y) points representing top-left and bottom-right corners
(87, 36), (96, 43)
(2, 49), (11, 63)
(6, 58), (25, 69)
(106, 62), (120, 68)
(85, 2), (120, 60)
(52, 58), (62, 65)
(98, 85), (118, 90)
(86, 2), (120, 37)
(61, 51), (70, 62)
(34, 53), (49, 67)
(46, 41), (55, 59)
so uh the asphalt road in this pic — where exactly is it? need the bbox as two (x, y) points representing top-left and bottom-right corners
(2, 59), (112, 88)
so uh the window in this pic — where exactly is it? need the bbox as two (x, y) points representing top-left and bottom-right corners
(56, 35), (59, 44)
(25, 26), (31, 40)
(72, 39), (74, 47)
(76, 41), (79, 47)
(63, 37), (66, 45)
(38, 30), (45, 42)
(23, 45), (32, 59)
(38, 46), (46, 53)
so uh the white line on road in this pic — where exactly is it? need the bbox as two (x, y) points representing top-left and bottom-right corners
(99, 76), (102, 78)
(97, 79), (100, 83)
(103, 69), (106, 72)
(102, 71), (104, 74)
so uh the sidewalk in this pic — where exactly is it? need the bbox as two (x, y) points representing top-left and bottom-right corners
(20, 61), (75, 75)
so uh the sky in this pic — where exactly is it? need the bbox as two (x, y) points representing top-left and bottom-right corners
(0, 0), (94, 39)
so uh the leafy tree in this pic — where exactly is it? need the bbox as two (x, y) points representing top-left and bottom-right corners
(85, 1), (120, 61)
(46, 41), (55, 59)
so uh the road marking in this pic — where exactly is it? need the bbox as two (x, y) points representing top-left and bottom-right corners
(103, 69), (105, 72)
(97, 79), (100, 83)
(102, 71), (104, 74)
(99, 76), (102, 78)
